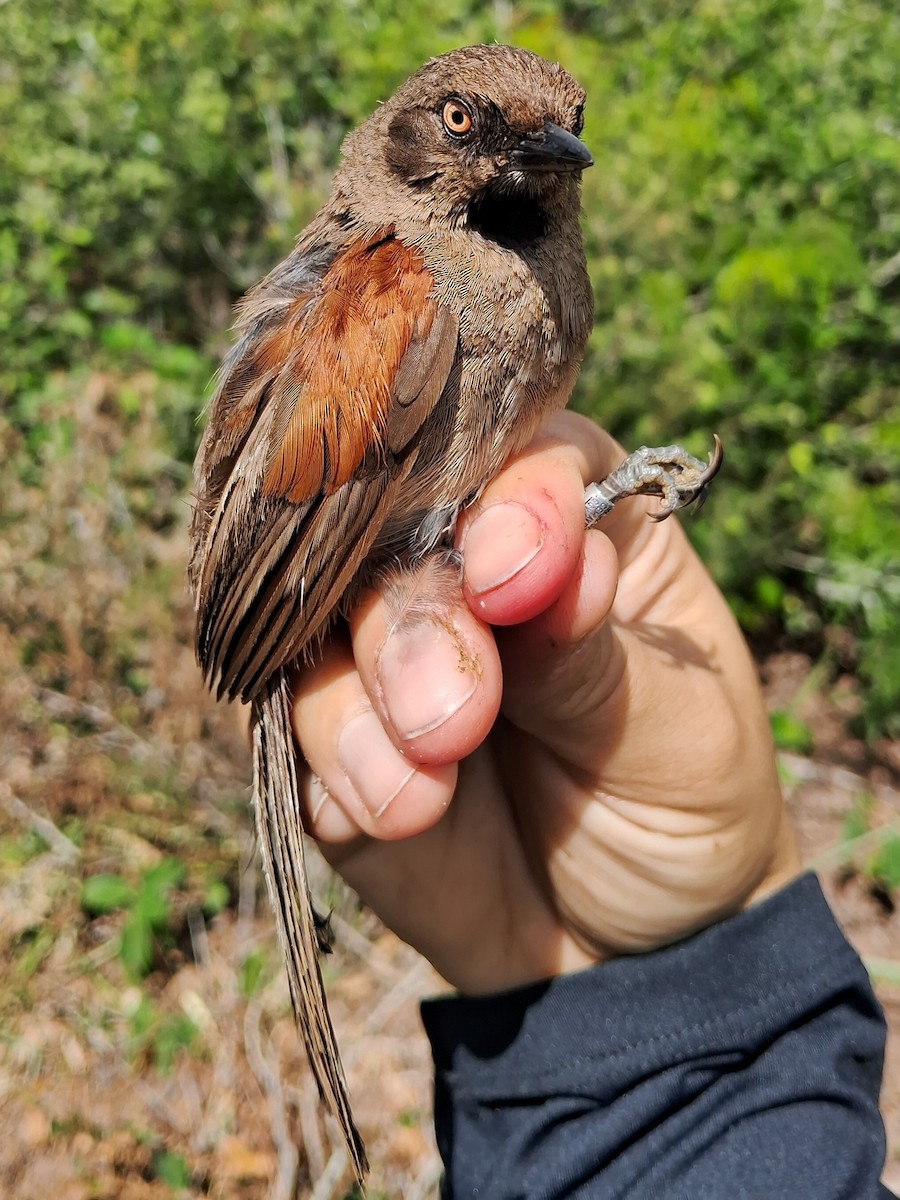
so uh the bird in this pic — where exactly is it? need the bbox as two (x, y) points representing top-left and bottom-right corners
(189, 43), (721, 1184)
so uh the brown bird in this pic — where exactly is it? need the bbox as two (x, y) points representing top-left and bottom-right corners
(189, 43), (720, 1183)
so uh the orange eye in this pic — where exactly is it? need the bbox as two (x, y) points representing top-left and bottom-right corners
(442, 99), (474, 137)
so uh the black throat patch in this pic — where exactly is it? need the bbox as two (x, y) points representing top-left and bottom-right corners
(467, 185), (548, 251)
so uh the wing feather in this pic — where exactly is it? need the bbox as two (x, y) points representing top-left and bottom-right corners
(190, 225), (460, 701)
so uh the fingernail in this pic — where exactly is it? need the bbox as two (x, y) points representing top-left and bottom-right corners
(307, 777), (360, 842)
(338, 709), (418, 816)
(463, 502), (544, 595)
(376, 620), (478, 740)
(310, 775), (331, 821)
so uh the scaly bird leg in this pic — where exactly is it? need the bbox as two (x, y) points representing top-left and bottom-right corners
(584, 436), (724, 527)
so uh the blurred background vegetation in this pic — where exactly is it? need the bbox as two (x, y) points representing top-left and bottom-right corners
(2, 1), (899, 1194)
(4, 0), (898, 736)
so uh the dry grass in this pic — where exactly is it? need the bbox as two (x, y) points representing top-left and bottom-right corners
(0, 374), (440, 1198)
(0, 373), (897, 1196)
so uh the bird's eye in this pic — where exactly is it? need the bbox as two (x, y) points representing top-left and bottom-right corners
(572, 103), (585, 137)
(442, 99), (474, 138)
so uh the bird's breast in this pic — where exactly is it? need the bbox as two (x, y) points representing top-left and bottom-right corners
(393, 222), (592, 524)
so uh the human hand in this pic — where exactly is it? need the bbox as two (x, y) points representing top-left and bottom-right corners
(290, 411), (800, 995)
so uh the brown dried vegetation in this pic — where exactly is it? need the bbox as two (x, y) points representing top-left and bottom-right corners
(0, 375), (441, 1199)
(0, 375), (898, 1196)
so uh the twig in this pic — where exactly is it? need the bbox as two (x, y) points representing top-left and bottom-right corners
(806, 819), (900, 872)
(779, 752), (899, 806)
(779, 552), (900, 602)
(188, 908), (211, 968)
(34, 685), (173, 765)
(237, 831), (259, 944)
(0, 782), (80, 862)
(200, 230), (256, 290)
(327, 909), (407, 986)
(343, 958), (436, 1074)
(243, 999), (299, 1200)
(196, 958), (241, 1153)
(864, 956), (900, 987)
(408, 1154), (443, 1200)
(362, 958), (434, 1038)
(291, 1077), (327, 1183)
(343, 1035), (431, 1065)
(873, 248), (900, 288)
(134, 1079), (190, 1134)
(309, 1148), (349, 1200)
(264, 103), (291, 228)
(178, 1068), (206, 1141)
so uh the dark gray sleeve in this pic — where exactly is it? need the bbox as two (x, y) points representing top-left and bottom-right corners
(422, 874), (894, 1199)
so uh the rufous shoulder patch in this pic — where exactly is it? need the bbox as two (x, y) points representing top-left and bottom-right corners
(258, 233), (438, 503)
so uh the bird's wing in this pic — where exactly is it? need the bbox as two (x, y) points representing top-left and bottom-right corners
(190, 226), (460, 701)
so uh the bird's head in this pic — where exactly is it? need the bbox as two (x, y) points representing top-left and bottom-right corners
(334, 44), (591, 243)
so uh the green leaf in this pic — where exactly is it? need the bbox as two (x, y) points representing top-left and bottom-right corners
(238, 949), (267, 998)
(151, 1016), (198, 1075)
(769, 710), (814, 754)
(152, 1150), (192, 1188)
(134, 858), (185, 931)
(868, 836), (900, 892)
(81, 873), (134, 915)
(787, 441), (814, 478)
(202, 878), (230, 917)
(754, 575), (785, 612)
(120, 913), (154, 978)
(840, 793), (872, 846)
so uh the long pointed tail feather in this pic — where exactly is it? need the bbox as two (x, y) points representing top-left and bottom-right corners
(252, 668), (368, 1183)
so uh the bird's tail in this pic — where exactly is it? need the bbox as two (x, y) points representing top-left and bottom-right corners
(252, 668), (368, 1183)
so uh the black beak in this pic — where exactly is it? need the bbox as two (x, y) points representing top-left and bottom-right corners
(510, 122), (593, 173)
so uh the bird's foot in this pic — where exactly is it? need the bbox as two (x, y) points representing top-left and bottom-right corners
(584, 436), (723, 526)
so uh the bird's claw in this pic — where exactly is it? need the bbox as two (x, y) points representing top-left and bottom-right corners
(584, 435), (724, 527)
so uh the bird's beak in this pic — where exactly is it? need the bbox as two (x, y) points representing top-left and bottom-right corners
(510, 123), (593, 173)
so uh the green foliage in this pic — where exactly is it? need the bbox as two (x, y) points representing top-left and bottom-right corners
(3, 0), (899, 735)
(1, 829), (55, 865)
(238, 948), (269, 998)
(557, 0), (900, 734)
(869, 835), (900, 892)
(837, 794), (900, 897)
(201, 877), (231, 917)
(12, 927), (55, 982)
(769, 710), (814, 754)
(127, 994), (199, 1074)
(81, 858), (184, 978)
(81, 873), (135, 914)
(0, 0), (499, 395)
(841, 791), (874, 848)
(152, 1150), (192, 1189)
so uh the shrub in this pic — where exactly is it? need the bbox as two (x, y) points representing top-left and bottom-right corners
(3, 0), (898, 733)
